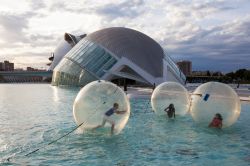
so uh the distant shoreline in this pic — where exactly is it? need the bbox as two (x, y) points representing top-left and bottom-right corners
(0, 82), (50, 84)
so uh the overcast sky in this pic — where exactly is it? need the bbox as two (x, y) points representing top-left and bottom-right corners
(0, 0), (249, 72)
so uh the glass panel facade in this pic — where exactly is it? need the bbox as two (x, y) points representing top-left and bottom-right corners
(52, 39), (118, 86)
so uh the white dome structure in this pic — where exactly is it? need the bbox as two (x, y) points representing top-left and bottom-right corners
(51, 27), (186, 86)
(48, 33), (86, 70)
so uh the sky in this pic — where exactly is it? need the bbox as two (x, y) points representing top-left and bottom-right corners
(0, 0), (250, 72)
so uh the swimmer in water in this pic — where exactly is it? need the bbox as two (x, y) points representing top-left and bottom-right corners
(93, 103), (126, 135)
(164, 103), (175, 119)
(209, 113), (223, 129)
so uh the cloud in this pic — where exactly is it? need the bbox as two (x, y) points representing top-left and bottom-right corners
(96, 0), (145, 20)
(12, 53), (50, 69)
(0, 12), (30, 43)
(49, 1), (94, 14)
(0, 11), (57, 68)
(29, 0), (46, 10)
(0, 51), (51, 69)
(0, 0), (249, 71)
(164, 16), (250, 72)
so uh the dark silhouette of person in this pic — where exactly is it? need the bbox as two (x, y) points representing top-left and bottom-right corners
(164, 103), (175, 118)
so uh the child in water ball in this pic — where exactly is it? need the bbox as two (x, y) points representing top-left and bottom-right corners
(164, 103), (175, 118)
(93, 103), (127, 135)
(209, 113), (223, 129)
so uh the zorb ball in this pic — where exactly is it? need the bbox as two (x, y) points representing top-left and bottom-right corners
(190, 82), (241, 128)
(73, 80), (130, 134)
(151, 82), (190, 116)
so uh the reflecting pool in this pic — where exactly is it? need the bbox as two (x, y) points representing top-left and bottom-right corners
(0, 84), (250, 165)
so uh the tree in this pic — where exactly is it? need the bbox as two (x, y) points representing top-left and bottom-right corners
(225, 72), (235, 79)
(235, 69), (247, 79)
(244, 70), (250, 81)
(225, 69), (250, 83)
(206, 70), (211, 76)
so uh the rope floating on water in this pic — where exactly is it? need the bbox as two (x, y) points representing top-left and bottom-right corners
(5, 122), (84, 162)
(5, 84), (121, 162)
(25, 122), (84, 157)
(3, 84), (133, 163)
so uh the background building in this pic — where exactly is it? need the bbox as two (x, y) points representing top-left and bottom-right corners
(0, 62), (3, 71)
(0, 61), (47, 83)
(0, 61), (14, 71)
(177, 61), (192, 76)
(51, 27), (186, 86)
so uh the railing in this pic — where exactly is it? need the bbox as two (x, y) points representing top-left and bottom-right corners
(0, 71), (53, 77)
(163, 49), (186, 83)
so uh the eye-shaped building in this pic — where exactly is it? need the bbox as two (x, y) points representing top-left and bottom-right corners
(51, 27), (186, 86)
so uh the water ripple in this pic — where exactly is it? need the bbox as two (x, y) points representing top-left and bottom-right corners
(0, 84), (250, 165)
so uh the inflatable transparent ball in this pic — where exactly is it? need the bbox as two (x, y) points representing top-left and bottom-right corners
(151, 82), (190, 116)
(190, 82), (241, 128)
(73, 80), (130, 134)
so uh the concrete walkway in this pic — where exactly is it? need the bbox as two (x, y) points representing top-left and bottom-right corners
(125, 86), (250, 102)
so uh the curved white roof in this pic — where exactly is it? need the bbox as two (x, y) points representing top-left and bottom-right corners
(85, 27), (164, 77)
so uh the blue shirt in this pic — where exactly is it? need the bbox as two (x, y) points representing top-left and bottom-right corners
(105, 108), (115, 116)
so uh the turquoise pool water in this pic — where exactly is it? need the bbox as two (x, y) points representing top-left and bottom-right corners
(0, 84), (250, 165)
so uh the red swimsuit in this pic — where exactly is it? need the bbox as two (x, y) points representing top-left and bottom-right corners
(211, 118), (222, 128)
